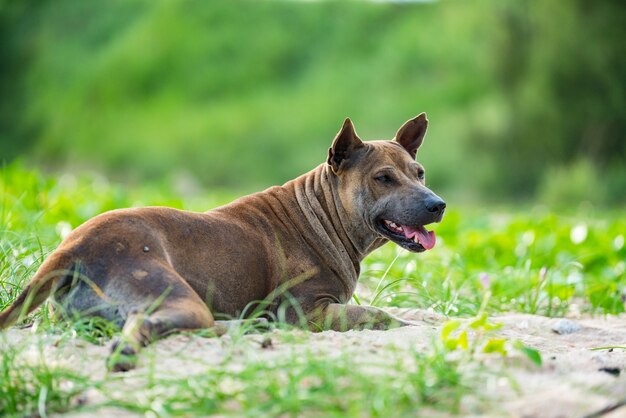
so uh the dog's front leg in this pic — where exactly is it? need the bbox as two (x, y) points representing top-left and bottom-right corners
(308, 302), (415, 332)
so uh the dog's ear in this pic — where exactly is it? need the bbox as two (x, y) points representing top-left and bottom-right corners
(393, 113), (428, 159)
(327, 118), (364, 174)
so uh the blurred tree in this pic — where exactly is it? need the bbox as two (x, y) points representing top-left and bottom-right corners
(474, 0), (626, 199)
(0, 0), (623, 204)
(0, 0), (45, 161)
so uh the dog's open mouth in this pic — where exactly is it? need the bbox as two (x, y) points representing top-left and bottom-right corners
(377, 219), (436, 252)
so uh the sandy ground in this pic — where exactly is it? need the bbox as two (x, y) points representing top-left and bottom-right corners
(4, 309), (626, 418)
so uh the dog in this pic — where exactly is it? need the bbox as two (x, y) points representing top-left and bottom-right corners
(0, 113), (445, 371)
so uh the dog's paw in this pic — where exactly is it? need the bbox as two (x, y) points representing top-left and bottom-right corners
(107, 339), (138, 372)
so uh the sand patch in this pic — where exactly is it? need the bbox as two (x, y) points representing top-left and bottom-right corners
(3, 309), (625, 418)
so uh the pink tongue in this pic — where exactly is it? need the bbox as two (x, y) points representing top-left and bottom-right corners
(403, 225), (436, 250)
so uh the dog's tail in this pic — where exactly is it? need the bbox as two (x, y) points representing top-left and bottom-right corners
(0, 251), (75, 329)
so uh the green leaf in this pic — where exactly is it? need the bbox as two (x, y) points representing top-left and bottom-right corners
(483, 338), (507, 355)
(458, 330), (468, 350)
(441, 320), (462, 341)
(470, 313), (502, 332)
(548, 284), (575, 301)
(483, 321), (503, 332)
(444, 337), (459, 350)
(469, 313), (487, 329)
(520, 346), (542, 366)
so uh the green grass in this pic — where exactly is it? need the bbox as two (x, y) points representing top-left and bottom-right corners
(2, 163), (624, 318)
(360, 206), (626, 317)
(0, 163), (624, 416)
(100, 344), (471, 417)
(2, 325), (487, 418)
(0, 334), (91, 417)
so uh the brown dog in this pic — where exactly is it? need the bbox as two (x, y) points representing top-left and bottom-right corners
(0, 113), (445, 371)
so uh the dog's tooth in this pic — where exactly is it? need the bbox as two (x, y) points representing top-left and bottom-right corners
(385, 220), (392, 225)
(414, 236), (419, 243)
(390, 222), (397, 228)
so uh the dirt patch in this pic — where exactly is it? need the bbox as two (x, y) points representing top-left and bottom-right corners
(4, 309), (626, 418)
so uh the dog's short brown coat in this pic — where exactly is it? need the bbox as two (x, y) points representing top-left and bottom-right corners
(0, 113), (445, 371)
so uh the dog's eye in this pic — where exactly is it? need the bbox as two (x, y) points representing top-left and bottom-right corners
(374, 174), (393, 183)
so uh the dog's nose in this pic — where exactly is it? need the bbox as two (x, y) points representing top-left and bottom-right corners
(425, 198), (446, 215)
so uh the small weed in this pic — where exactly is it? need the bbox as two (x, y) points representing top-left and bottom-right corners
(440, 293), (542, 367)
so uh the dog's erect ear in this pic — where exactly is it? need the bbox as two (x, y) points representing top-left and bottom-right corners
(393, 113), (428, 159)
(327, 118), (364, 174)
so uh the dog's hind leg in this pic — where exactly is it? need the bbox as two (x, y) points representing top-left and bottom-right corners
(108, 299), (214, 372)
(106, 264), (215, 372)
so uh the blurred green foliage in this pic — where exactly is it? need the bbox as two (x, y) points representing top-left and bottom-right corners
(0, 0), (624, 203)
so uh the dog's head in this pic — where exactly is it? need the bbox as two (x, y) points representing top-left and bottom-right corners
(327, 113), (445, 253)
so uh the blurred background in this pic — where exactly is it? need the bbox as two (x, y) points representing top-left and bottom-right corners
(1, 0), (624, 206)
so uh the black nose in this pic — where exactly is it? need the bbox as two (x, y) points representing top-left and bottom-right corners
(426, 198), (446, 215)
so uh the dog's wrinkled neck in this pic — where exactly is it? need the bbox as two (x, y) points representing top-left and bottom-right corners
(275, 163), (386, 292)
(324, 165), (388, 259)
(310, 164), (384, 261)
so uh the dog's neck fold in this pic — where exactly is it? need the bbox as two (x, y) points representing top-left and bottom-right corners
(287, 164), (385, 281)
